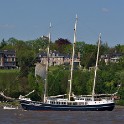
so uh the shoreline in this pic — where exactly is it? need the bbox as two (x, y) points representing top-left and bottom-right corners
(115, 105), (124, 109)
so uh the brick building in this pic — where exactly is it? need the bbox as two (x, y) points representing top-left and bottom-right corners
(0, 50), (17, 69)
(38, 50), (81, 67)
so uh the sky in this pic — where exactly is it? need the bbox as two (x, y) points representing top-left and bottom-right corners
(0, 0), (124, 47)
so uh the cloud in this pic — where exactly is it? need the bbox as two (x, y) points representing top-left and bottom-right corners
(102, 8), (109, 13)
(0, 24), (15, 29)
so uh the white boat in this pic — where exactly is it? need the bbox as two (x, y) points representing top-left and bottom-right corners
(3, 106), (18, 110)
(20, 15), (115, 111)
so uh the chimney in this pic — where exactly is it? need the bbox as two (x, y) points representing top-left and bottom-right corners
(78, 52), (80, 59)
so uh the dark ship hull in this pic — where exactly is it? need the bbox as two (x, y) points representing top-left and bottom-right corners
(20, 100), (115, 111)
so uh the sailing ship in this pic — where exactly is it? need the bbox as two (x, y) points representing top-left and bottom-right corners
(20, 16), (115, 111)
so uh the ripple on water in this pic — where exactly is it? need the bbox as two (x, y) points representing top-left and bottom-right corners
(0, 107), (124, 124)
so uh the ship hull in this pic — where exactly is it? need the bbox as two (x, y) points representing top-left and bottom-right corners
(20, 101), (115, 111)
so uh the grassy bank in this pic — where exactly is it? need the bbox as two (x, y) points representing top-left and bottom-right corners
(0, 69), (20, 97)
(115, 100), (124, 106)
(0, 101), (20, 107)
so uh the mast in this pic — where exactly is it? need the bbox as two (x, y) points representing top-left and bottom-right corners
(43, 22), (51, 103)
(92, 33), (101, 100)
(68, 15), (78, 101)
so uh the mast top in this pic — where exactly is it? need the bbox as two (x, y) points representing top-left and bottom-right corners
(74, 14), (78, 31)
(49, 22), (52, 29)
(99, 33), (101, 39)
(76, 14), (78, 20)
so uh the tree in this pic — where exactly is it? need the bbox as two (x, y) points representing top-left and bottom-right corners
(55, 38), (71, 46)
(7, 37), (18, 46)
(27, 37), (49, 54)
(12, 40), (36, 77)
(75, 41), (85, 54)
(80, 43), (96, 68)
(54, 38), (72, 53)
(0, 39), (7, 49)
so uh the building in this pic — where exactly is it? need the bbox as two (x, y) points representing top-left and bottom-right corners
(0, 50), (17, 69)
(38, 50), (81, 67)
(110, 53), (123, 63)
(100, 53), (123, 65)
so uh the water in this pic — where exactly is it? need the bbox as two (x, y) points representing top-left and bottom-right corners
(0, 106), (124, 124)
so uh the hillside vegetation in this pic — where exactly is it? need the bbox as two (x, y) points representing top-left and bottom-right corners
(0, 38), (124, 105)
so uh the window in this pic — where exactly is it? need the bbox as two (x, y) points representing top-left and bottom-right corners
(12, 58), (15, 62)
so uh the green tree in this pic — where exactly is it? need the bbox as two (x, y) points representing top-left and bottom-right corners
(28, 37), (49, 54)
(0, 39), (7, 49)
(81, 43), (96, 68)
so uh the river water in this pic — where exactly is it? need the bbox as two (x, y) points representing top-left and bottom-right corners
(0, 106), (124, 124)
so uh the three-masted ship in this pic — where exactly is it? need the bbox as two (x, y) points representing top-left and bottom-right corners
(20, 16), (115, 111)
